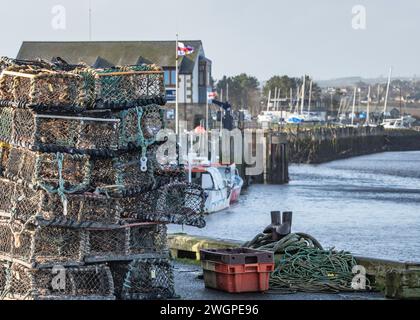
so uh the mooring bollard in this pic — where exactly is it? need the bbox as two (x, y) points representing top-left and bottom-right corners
(264, 211), (293, 240)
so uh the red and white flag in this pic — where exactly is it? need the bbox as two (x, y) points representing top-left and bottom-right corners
(178, 42), (195, 56)
(207, 91), (217, 100)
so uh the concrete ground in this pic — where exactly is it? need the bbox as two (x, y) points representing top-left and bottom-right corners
(173, 261), (384, 300)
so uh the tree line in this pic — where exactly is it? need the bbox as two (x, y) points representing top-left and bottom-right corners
(215, 74), (321, 116)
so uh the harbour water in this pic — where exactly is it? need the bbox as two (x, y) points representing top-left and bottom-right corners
(170, 151), (420, 262)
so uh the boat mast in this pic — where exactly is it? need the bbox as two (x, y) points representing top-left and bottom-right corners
(399, 87), (402, 116)
(267, 89), (271, 112)
(300, 75), (306, 115)
(351, 87), (357, 126)
(276, 88), (281, 111)
(367, 86), (371, 125)
(294, 86), (300, 113)
(383, 67), (393, 116)
(89, 0), (92, 40)
(289, 88), (293, 112)
(308, 79), (313, 114)
(273, 87), (277, 112)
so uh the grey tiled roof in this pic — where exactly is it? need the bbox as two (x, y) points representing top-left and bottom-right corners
(17, 40), (203, 73)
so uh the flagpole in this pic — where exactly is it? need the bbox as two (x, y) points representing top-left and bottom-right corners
(175, 34), (179, 135)
(89, 0), (92, 41)
(206, 93), (209, 131)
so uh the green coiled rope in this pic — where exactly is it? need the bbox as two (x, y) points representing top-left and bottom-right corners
(243, 232), (367, 293)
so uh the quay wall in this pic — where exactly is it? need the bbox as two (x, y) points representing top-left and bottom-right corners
(287, 126), (420, 164)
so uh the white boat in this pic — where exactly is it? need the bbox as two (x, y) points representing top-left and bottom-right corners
(216, 164), (243, 204)
(257, 113), (276, 123)
(302, 111), (323, 122)
(189, 163), (243, 214)
(381, 117), (412, 129)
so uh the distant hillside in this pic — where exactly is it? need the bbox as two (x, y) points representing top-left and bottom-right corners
(316, 76), (414, 88)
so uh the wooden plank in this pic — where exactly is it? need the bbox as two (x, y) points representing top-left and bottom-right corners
(2, 70), (37, 79)
(168, 234), (241, 261)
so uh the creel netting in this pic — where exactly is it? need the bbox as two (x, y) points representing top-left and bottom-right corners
(0, 104), (165, 156)
(0, 59), (166, 111)
(0, 145), (186, 197)
(109, 257), (175, 300)
(0, 260), (114, 300)
(0, 219), (168, 267)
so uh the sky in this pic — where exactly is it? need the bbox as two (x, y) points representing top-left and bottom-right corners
(1, 0), (420, 81)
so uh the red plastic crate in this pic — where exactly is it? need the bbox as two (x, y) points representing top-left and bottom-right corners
(200, 248), (274, 293)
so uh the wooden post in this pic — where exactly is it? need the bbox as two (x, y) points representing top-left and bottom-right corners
(267, 132), (288, 184)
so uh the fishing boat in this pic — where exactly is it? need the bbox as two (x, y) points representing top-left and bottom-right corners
(188, 159), (243, 213)
(216, 163), (243, 204)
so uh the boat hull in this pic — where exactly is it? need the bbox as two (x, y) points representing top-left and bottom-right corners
(229, 186), (242, 204)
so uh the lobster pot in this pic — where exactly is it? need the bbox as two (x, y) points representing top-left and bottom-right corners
(0, 260), (114, 300)
(86, 66), (165, 109)
(0, 220), (167, 267)
(0, 178), (202, 227)
(0, 57), (55, 80)
(0, 66), (88, 110)
(0, 177), (203, 228)
(0, 108), (13, 141)
(1, 146), (186, 197)
(109, 258), (174, 300)
(0, 59), (166, 111)
(84, 223), (168, 263)
(91, 150), (186, 197)
(118, 104), (165, 148)
(3, 146), (91, 193)
(0, 220), (82, 267)
(0, 178), (121, 225)
(120, 182), (207, 228)
(0, 105), (165, 155)
(0, 107), (120, 155)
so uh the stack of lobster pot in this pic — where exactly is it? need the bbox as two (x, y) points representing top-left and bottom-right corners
(0, 57), (206, 300)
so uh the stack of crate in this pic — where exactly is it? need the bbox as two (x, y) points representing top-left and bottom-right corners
(0, 57), (206, 300)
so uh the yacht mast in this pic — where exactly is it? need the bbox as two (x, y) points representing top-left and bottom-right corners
(300, 76), (306, 115)
(289, 88), (293, 113)
(351, 87), (357, 126)
(308, 79), (313, 114)
(367, 86), (371, 125)
(273, 87), (278, 112)
(266, 89), (271, 112)
(383, 67), (393, 116)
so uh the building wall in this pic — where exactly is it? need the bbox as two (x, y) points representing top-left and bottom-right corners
(166, 72), (196, 105)
(164, 103), (207, 130)
(192, 52), (200, 104)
